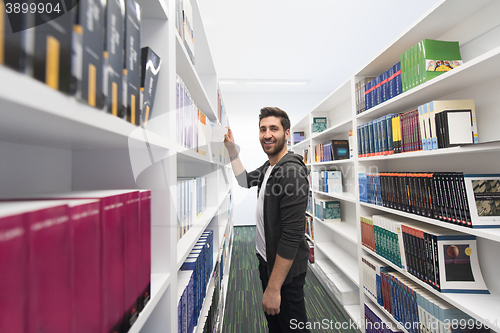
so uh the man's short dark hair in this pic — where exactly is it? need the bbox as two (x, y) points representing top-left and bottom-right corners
(259, 107), (291, 132)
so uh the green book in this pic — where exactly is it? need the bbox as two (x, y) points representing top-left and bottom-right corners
(311, 117), (327, 133)
(322, 201), (341, 222)
(421, 39), (463, 83)
(401, 39), (462, 91)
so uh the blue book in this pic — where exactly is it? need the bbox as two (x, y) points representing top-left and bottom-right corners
(359, 173), (367, 203)
(380, 116), (387, 154)
(388, 66), (395, 99)
(394, 62), (402, 96)
(381, 71), (388, 103)
(373, 119), (380, 155)
(357, 125), (362, 157)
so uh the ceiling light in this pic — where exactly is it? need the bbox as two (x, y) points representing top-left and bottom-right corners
(219, 79), (310, 85)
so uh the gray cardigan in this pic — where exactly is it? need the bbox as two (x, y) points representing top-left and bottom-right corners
(236, 152), (310, 285)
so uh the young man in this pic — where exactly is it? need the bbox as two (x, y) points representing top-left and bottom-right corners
(224, 107), (310, 333)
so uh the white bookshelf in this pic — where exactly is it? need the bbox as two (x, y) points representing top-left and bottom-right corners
(291, 0), (500, 329)
(0, 0), (232, 332)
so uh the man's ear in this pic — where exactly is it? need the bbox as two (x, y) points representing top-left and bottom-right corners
(285, 128), (290, 140)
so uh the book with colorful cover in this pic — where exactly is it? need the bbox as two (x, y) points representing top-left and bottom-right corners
(311, 117), (327, 133)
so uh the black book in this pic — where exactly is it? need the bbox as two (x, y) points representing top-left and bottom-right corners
(140, 47), (161, 126)
(104, 0), (126, 118)
(451, 172), (466, 226)
(447, 172), (460, 224)
(1, 0), (27, 72)
(429, 173), (439, 220)
(434, 172), (446, 221)
(33, 5), (74, 94)
(73, 0), (105, 108)
(432, 232), (441, 291)
(457, 173), (472, 227)
(124, 0), (141, 125)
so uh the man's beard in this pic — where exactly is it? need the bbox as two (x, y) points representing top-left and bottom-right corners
(261, 134), (286, 157)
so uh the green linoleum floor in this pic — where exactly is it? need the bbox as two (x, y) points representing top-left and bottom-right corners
(221, 226), (357, 333)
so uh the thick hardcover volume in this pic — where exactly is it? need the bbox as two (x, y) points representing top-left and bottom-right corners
(72, 0), (105, 108)
(104, 0), (126, 118)
(140, 47), (162, 126)
(27, 203), (72, 333)
(139, 190), (152, 312)
(0, 205), (28, 333)
(123, 191), (140, 330)
(33, 6), (74, 94)
(124, 0), (141, 125)
(68, 200), (102, 333)
(0, 0), (27, 71)
(98, 193), (126, 333)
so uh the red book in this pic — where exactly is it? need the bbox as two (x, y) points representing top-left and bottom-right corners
(0, 204), (29, 333)
(26, 201), (72, 333)
(139, 190), (152, 312)
(68, 199), (101, 333)
(123, 191), (140, 330)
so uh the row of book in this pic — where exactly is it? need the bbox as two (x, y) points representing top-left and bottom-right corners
(362, 255), (480, 333)
(361, 62), (403, 113)
(313, 139), (350, 162)
(0, 190), (151, 333)
(0, 0), (161, 126)
(178, 230), (214, 333)
(360, 215), (489, 293)
(175, 0), (195, 64)
(401, 39), (462, 93)
(357, 99), (478, 157)
(201, 259), (223, 333)
(357, 38), (463, 115)
(358, 172), (500, 228)
(310, 170), (343, 194)
(364, 302), (402, 333)
(176, 74), (229, 164)
(177, 177), (207, 241)
(313, 198), (341, 222)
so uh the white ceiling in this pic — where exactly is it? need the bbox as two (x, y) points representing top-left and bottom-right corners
(197, 0), (441, 96)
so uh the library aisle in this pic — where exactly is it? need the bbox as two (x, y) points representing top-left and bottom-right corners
(222, 226), (356, 333)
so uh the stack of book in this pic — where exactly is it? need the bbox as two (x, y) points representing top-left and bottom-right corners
(202, 260), (221, 333)
(361, 217), (489, 293)
(179, 230), (214, 333)
(363, 63), (402, 112)
(401, 39), (463, 93)
(314, 140), (349, 162)
(0, 0), (165, 127)
(176, 0), (195, 64)
(313, 198), (341, 222)
(177, 74), (229, 162)
(357, 100), (478, 157)
(355, 77), (376, 114)
(311, 170), (343, 194)
(362, 255), (479, 333)
(177, 177), (207, 241)
(358, 172), (500, 229)
(0, 190), (152, 333)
